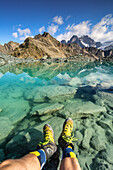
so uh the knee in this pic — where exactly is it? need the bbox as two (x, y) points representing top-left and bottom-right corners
(0, 159), (13, 168)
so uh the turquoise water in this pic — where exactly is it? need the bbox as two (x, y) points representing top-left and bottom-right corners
(0, 61), (113, 169)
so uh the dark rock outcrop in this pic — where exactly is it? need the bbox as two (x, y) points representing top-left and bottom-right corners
(61, 40), (66, 44)
(83, 47), (105, 59)
(67, 35), (84, 48)
(80, 35), (102, 48)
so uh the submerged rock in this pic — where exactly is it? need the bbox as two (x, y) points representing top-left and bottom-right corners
(0, 149), (5, 162)
(6, 117), (65, 154)
(100, 145), (113, 164)
(0, 98), (30, 124)
(7, 86), (24, 98)
(39, 114), (53, 121)
(106, 130), (113, 144)
(94, 91), (113, 109)
(6, 131), (31, 154)
(59, 99), (106, 119)
(93, 123), (106, 144)
(92, 158), (112, 170)
(97, 119), (113, 132)
(82, 128), (94, 150)
(30, 103), (64, 116)
(90, 135), (106, 151)
(24, 85), (77, 102)
(78, 155), (93, 170)
(75, 130), (83, 146)
(0, 117), (13, 142)
(69, 77), (82, 87)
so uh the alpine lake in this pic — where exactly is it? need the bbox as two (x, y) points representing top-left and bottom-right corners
(0, 59), (113, 170)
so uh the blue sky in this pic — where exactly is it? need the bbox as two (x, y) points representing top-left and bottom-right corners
(0, 0), (113, 44)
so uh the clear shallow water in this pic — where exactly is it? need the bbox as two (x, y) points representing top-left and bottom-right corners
(0, 61), (113, 169)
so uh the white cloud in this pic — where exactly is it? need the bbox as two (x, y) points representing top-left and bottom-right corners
(38, 26), (45, 34)
(20, 35), (34, 41)
(18, 24), (22, 27)
(57, 14), (113, 43)
(19, 34), (29, 41)
(57, 21), (90, 41)
(90, 14), (113, 42)
(66, 25), (71, 30)
(47, 24), (58, 35)
(53, 16), (64, 25)
(66, 15), (71, 21)
(12, 28), (32, 41)
(66, 21), (90, 35)
(12, 32), (18, 38)
(17, 28), (31, 36)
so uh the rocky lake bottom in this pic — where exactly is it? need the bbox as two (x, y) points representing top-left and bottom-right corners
(0, 60), (113, 170)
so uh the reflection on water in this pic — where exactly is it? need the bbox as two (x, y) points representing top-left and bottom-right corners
(0, 61), (113, 169)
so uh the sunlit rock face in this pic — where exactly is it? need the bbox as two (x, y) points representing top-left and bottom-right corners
(0, 61), (113, 169)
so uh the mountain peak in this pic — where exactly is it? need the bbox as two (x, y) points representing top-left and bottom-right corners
(80, 35), (90, 38)
(67, 35), (84, 48)
(34, 34), (42, 39)
(63, 35), (102, 48)
(42, 32), (51, 37)
(80, 35), (94, 42)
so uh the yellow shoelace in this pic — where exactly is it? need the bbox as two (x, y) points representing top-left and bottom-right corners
(62, 132), (78, 143)
(39, 127), (54, 145)
(62, 124), (77, 143)
(64, 124), (73, 136)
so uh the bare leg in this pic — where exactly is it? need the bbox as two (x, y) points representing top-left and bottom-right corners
(60, 157), (81, 170)
(0, 154), (41, 170)
(0, 124), (57, 170)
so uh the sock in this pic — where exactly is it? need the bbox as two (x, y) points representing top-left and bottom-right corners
(30, 149), (46, 169)
(62, 146), (77, 160)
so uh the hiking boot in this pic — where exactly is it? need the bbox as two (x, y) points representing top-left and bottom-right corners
(37, 124), (57, 159)
(58, 118), (77, 150)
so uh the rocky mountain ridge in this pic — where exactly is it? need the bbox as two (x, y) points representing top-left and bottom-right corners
(104, 45), (113, 51)
(0, 32), (113, 61)
(61, 35), (102, 48)
(9, 32), (84, 59)
(99, 41), (113, 50)
(0, 41), (19, 54)
(62, 35), (113, 51)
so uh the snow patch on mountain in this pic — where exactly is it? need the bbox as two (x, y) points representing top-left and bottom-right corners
(80, 40), (89, 47)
